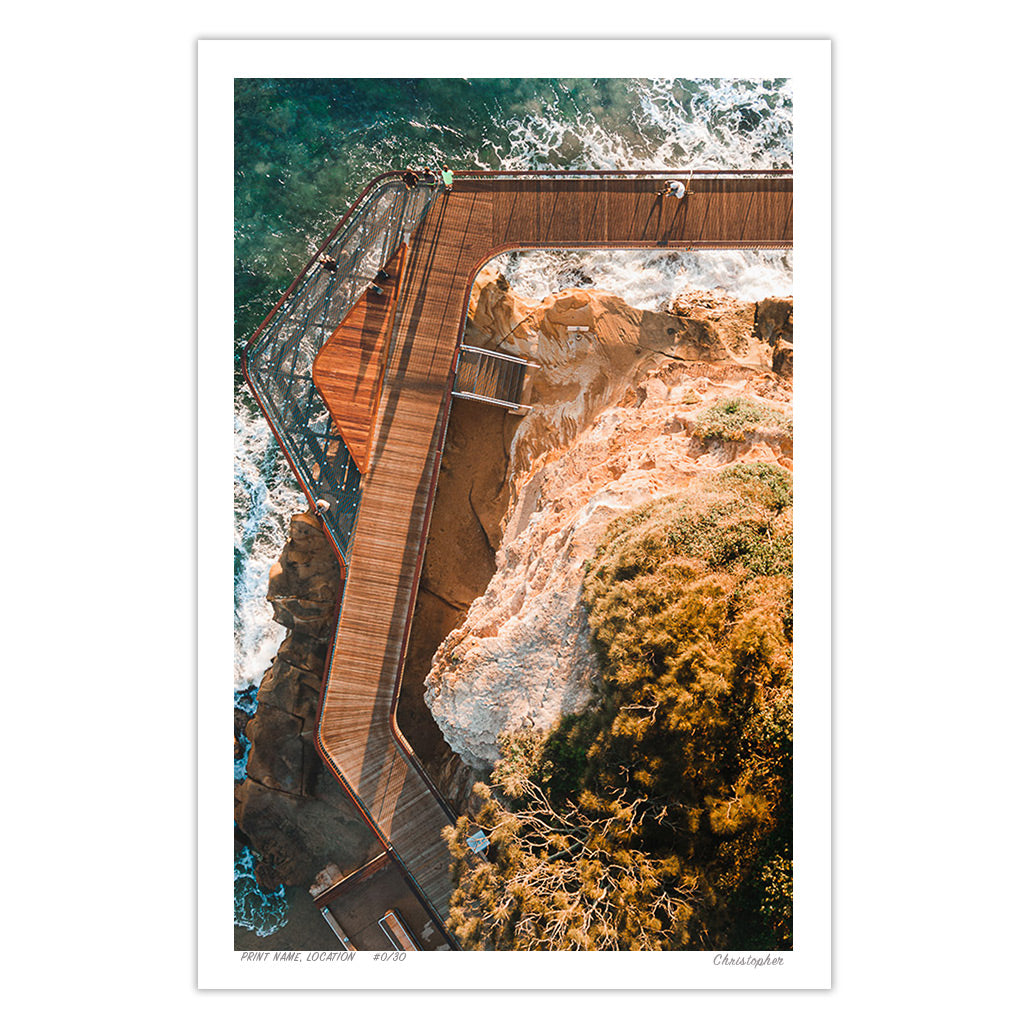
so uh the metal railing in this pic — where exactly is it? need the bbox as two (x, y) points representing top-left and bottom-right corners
(452, 168), (792, 182)
(242, 174), (438, 564)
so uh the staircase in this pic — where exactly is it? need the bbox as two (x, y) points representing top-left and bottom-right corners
(451, 345), (535, 413)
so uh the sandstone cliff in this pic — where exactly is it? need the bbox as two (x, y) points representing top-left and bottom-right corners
(424, 272), (793, 769)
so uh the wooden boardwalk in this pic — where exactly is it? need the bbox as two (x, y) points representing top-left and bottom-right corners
(310, 172), (793, 942)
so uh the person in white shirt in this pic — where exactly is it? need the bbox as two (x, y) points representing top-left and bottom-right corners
(656, 179), (687, 199)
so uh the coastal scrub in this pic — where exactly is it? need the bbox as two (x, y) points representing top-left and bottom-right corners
(444, 465), (793, 950)
(693, 396), (792, 441)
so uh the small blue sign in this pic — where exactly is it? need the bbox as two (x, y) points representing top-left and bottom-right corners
(466, 830), (489, 853)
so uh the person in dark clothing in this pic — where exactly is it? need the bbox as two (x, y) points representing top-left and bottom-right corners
(317, 256), (338, 272)
(421, 166), (436, 184)
(401, 168), (419, 189)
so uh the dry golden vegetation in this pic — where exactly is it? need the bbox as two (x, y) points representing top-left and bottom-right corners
(444, 462), (793, 950)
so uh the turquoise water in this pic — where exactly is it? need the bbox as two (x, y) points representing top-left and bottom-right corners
(234, 844), (288, 938)
(233, 77), (793, 940)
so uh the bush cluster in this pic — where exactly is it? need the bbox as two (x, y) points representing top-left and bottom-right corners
(445, 464), (793, 950)
(693, 397), (793, 441)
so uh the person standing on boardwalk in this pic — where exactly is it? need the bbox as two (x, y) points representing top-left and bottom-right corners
(401, 167), (419, 190)
(441, 165), (454, 193)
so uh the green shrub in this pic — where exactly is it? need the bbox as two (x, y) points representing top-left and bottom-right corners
(694, 397), (792, 441)
(719, 461), (793, 513)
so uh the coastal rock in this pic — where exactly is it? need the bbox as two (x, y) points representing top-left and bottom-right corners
(773, 340), (794, 379)
(234, 779), (375, 892)
(421, 400), (510, 607)
(266, 512), (340, 639)
(424, 276), (793, 768)
(235, 510), (379, 890)
(754, 295), (794, 347)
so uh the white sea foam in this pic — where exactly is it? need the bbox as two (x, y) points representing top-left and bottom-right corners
(489, 248), (793, 311)
(233, 393), (302, 695)
(234, 845), (288, 936)
(482, 78), (793, 312)
(635, 78), (794, 170)
(480, 78), (793, 174)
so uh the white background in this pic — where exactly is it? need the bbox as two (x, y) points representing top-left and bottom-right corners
(5, 2), (1023, 1024)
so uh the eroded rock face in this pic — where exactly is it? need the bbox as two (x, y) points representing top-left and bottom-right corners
(234, 511), (379, 890)
(265, 512), (341, 639)
(754, 295), (794, 348)
(424, 274), (793, 769)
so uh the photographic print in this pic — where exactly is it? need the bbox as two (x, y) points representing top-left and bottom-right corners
(200, 39), (830, 988)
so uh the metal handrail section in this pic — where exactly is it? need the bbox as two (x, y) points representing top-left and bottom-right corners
(457, 343), (532, 365)
(241, 175), (438, 565)
(454, 168), (792, 181)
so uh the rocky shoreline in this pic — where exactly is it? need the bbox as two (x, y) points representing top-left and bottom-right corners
(234, 511), (378, 891)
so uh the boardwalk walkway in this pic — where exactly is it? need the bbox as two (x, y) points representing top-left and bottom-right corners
(247, 170), (793, 946)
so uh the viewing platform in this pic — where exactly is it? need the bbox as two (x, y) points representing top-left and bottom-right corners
(242, 168), (793, 946)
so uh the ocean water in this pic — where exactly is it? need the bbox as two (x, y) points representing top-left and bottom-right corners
(233, 77), (793, 938)
(234, 844), (289, 937)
